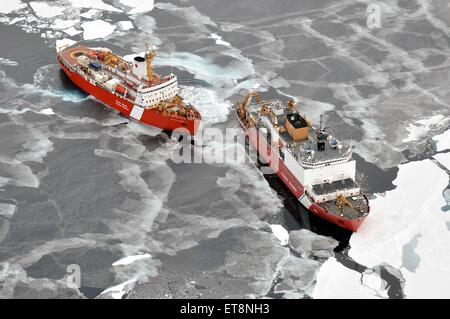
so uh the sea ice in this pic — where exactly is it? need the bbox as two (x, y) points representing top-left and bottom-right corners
(81, 20), (116, 40)
(8, 17), (26, 25)
(0, 58), (18, 66)
(210, 33), (231, 47)
(270, 225), (289, 246)
(119, 0), (154, 14)
(434, 153), (450, 171)
(0, 204), (16, 218)
(39, 108), (55, 115)
(112, 254), (151, 266)
(313, 258), (383, 299)
(50, 19), (79, 30)
(29, 2), (65, 18)
(0, 0), (26, 14)
(348, 159), (450, 298)
(79, 9), (100, 19)
(67, 0), (122, 12)
(403, 115), (445, 143)
(118, 21), (134, 31)
(288, 229), (338, 259)
(433, 129), (450, 151)
(62, 27), (82, 36)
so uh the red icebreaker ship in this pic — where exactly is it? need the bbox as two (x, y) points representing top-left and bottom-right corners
(236, 93), (370, 232)
(57, 43), (201, 135)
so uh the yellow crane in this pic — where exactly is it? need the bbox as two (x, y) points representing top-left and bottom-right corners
(236, 92), (260, 120)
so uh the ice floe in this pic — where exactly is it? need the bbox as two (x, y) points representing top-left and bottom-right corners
(346, 159), (450, 298)
(210, 33), (231, 47)
(67, 0), (122, 13)
(112, 254), (152, 266)
(79, 8), (100, 19)
(313, 257), (383, 299)
(433, 129), (450, 152)
(288, 229), (338, 259)
(274, 255), (319, 298)
(0, 204), (16, 218)
(434, 153), (450, 171)
(0, 58), (18, 66)
(0, 0), (26, 14)
(270, 225), (289, 246)
(403, 114), (445, 143)
(81, 20), (116, 40)
(118, 21), (134, 31)
(119, 0), (154, 14)
(51, 19), (80, 30)
(63, 26), (82, 36)
(29, 2), (66, 18)
(39, 108), (55, 115)
(8, 17), (26, 25)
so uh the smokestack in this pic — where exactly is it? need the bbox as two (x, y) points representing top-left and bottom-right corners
(132, 56), (146, 79)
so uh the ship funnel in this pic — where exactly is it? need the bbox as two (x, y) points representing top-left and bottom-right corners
(132, 56), (147, 79)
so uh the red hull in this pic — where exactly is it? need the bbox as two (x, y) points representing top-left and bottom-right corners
(241, 119), (366, 232)
(58, 57), (200, 135)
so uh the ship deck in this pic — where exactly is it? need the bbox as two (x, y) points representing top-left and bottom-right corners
(321, 195), (369, 220)
(247, 101), (352, 164)
(312, 178), (358, 196)
(58, 45), (91, 67)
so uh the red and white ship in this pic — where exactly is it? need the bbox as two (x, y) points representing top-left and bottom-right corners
(236, 93), (370, 232)
(57, 43), (201, 135)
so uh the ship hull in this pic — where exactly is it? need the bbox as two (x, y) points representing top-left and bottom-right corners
(58, 57), (200, 135)
(239, 117), (366, 232)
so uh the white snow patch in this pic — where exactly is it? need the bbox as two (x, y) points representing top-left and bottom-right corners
(210, 33), (231, 47)
(270, 225), (289, 246)
(81, 20), (116, 40)
(349, 159), (450, 298)
(29, 2), (66, 18)
(434, 153), (450, 171)
(118, 20), (134, 31)
(313, 257), (382, 299)
(0, 0), (26, 14)
(119, 0), (154, 14)
(67, 0), (122, 12)
(0, 204), (16, 218)
(403, 114), (445, 143)
(433, 129), (450, 151)
(56, 38), (76, 52)
(112, 254), (151, 266)
(63, 26), (82, 36)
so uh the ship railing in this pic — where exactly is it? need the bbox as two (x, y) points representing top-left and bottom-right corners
(296, 153), (353, 168)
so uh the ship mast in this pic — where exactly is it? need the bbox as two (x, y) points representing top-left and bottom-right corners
(144, 43), (156, 82)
